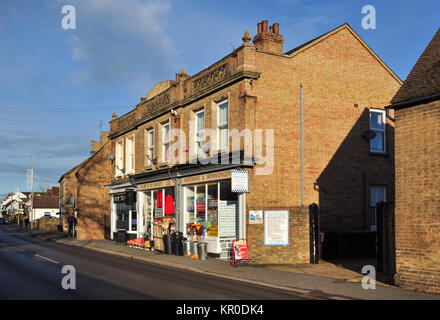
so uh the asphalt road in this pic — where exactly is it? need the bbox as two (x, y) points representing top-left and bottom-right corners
(0, 225), (305, 300)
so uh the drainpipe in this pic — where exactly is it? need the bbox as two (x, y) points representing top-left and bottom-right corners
(300, 85), (305, 206)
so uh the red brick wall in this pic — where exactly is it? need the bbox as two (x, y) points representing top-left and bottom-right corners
(247, 207), (310, 264)
(76, 141), (113, 240)
(246, 26), (400, 232)
(394, 100), (440, 293)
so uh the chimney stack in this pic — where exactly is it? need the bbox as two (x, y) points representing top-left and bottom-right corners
(252, 20), (284, 54)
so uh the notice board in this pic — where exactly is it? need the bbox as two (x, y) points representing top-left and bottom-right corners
(264, 210), (289, 245)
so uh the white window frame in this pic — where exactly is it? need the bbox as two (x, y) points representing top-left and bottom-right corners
(195, 109), (205, 154)
(217, 100), (229, 151)
(369, 109), (386, 154)
(126, 135), (135, 175)
(162, 122), (170, 163)
(115, 139), (124, 177)
(147, 129), (154, 166)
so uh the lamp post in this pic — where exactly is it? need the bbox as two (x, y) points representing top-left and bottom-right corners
(24, 153), (34, 229)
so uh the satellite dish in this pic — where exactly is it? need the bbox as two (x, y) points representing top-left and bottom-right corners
(106, 153), (115, 161)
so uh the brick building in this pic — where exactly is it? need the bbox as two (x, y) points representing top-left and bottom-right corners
(59, 132), (112, 239)
(388, 28), (440, 293)
(107, 21), (401, 263)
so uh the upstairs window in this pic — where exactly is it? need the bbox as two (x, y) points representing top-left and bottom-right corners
(162, 122), (170, 162)
(126, 136), (135, 174)
(115, 140), (124, 176)
(370, 110), (386, 153)
(217, 100), (228, 150)
(195, 109), (205, 154)
(147, 129), (154, 166)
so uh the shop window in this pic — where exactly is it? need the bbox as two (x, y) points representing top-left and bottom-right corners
(143, 192), (152, 237)
(370, 109), (386, 153)
(186, 186), (195, 224)
(217, 100), (228, 150)
(207, 183), (218, 236)
(196, 184), (206, 223)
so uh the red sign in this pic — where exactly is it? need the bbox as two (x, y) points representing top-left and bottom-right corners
(232, 239), (248, 267)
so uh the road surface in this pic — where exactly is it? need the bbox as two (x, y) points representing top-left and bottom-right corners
(0, 225), (306, 300)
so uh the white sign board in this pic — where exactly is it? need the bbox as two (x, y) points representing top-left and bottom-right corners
(249, 210), (263, 224)
(264, 210), (289, 245)
(231, 170), (248, 193)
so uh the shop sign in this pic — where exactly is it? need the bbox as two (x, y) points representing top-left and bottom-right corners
(138, 179), (175, 191)
(231, 170), (248, 193)
(264, 210), (289, 246)
(249, 210), (263, 224)
(232, 239), (248, 267)
(113, 192), (127, 203)
(182, 170), (231, 185)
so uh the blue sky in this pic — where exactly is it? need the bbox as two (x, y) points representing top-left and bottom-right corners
(0, 0), (438, 198)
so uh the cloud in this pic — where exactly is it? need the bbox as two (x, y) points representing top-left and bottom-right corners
(63, 0), (176, 95)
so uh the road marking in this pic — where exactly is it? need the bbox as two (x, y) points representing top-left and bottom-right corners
(34, 254), (60, 264)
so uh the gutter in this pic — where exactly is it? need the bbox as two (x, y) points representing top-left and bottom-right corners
(386, 93), (440, 111)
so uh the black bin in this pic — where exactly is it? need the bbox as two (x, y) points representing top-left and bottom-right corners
(176, 232), (184, 256)
(116, 229), (127, 244)
(163, 234), (173, 255)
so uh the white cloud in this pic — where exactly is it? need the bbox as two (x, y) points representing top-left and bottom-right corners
(64, 0), (175, 95)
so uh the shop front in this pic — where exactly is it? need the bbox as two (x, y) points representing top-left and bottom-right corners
(181, 171), (240, 258)
(133, 168), (246, 259)
(107, 181), (138, 242)
(137, 179), (177, 252)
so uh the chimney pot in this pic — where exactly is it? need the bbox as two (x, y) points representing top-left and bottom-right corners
(257, 22), (262, 34)
(176, 73), (180, 81)
(262, 20), (268, 32)
(273, 23), (279, 35)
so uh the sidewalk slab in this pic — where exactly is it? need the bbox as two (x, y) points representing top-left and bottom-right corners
(54, 237), (440, 300)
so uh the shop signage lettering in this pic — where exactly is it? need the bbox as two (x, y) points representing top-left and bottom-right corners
(182, 170), (231, 185)
(138, 179), (175, 191)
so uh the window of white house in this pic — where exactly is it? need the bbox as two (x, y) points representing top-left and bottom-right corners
(147, 129), (154, 166)
(217, 100), (228, 150)
(116, 140), (124, 176)
(162, 122), (170, 162)
(126, 136), (135, 174)
(370, 110), (386, 153)
(195, 109), (205, 154)
(370, 185), (386, 229)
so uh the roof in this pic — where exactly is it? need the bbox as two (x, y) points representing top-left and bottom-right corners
(33, 196), (59, 209)
(285, 23), (402, 84)
(391, 28), (440, 105)
(58, 158), (89, 182)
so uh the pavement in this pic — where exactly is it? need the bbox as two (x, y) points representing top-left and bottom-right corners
(6, 225), (440, 300)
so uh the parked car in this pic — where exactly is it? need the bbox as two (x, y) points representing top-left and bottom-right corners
(0, 218), (6, 225)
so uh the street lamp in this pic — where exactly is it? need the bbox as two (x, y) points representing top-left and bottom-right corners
(24, 153), (34, 229)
